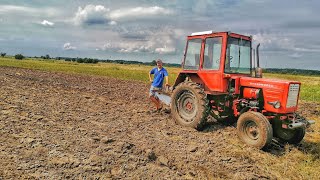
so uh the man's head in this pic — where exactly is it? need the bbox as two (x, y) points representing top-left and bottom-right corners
(156, 59), (163, 68)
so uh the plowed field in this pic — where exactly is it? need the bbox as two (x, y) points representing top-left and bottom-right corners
(0, 67), (318, 179)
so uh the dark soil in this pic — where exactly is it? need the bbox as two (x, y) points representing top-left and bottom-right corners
(0, 67), (316, 179)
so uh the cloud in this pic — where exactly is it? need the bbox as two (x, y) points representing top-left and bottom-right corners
(73, 5), (172, 26)
(282, 20), (320, 29)
(63, 43), (76, 50)
(155, 46), (176, 54)
(253, 33), (297, 52)
(109, 21), (117, 25)
(0, 5), (59, 17)
(288, 53), (303, 59)
(74, 5), (110, 25)
(0, 5), (37, 13)
(109, 6), (172, 20)
(101, 28), (177, 54)
(40, 20), (54, 27)
(253, 33), (320, 53)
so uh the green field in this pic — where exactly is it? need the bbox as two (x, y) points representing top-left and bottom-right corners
(0, 57), (319, 103)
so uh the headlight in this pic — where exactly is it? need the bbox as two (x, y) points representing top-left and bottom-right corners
(268, 101), (281, 109)
(273, 101), (281, 109)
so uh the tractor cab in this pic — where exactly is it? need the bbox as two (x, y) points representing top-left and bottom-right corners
(175, 31), (253, 93)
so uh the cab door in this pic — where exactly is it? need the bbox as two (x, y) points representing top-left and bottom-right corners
(198, 36), (225, 92)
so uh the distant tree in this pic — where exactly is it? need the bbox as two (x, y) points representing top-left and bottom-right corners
(151, 60), (156, 65)
(86, 58), (93, 63)
(15, 54), (24, 60)
(0, 52), (6, 57)
(45, 54), (50, 59)
(76, 58), (84, 63)
(92, 59), (99, 64)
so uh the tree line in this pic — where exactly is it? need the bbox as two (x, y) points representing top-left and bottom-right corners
(264, 68), (320, 76)
(0, 52), (319, 75)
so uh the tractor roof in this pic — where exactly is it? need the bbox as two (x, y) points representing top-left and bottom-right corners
(189, 31), (251, 41)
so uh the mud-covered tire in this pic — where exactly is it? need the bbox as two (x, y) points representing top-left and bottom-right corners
(237, 112), (273, 149)
(171, 82), (209, 130)
(272, 120), (306, 144)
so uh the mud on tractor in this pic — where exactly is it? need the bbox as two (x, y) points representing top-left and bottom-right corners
(164, 31), (314, 149)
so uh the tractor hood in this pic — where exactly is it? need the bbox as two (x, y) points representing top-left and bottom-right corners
(239, 77), (301, 113)
(240, 77), (300, 90)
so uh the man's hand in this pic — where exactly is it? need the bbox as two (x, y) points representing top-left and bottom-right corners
(165, 76), (169, 87)
(148, 73), (153, 83)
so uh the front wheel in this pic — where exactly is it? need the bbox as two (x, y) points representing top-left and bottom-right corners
(237, 112), (273, 149)
(273, 120), (306, 144)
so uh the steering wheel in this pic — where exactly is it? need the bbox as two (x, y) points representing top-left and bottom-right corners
(228, 55), (233, 63)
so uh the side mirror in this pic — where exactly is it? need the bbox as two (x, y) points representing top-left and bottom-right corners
(255, 67), (263, 78)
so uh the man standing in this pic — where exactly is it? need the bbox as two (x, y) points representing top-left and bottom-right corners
(149, 59), (169, 112)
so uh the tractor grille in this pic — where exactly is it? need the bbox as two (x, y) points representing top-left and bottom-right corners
(286, 84), (300, 108)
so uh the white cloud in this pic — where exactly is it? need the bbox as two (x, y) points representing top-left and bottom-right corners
(73, 5), (172, 25)
(74, 5), (110, 25)
(253, 33), (296, 51)
(110, 6), (172, 20)
(0, 5), (37, 13)
(63, 43), (76, 50)
(253, 33), (320, 53)
(109, 21), (117, 25)
(40, 20), (54, 27)
(0, 5), (59, 17)
(101, 29), (176, 54)
(155, 46), (176, 54)
(102, 41), (150, 53)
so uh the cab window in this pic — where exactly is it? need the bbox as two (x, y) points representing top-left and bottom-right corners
(183, 38), (202, 70)
(225, 37), (251, 74)
(203, 37), (222, 70)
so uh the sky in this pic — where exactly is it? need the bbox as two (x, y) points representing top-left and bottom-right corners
(0, 0), (319, 70)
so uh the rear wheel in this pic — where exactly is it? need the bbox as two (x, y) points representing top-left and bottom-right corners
(237, 112), (273, 149)
(171, 82), (209, 130)
(273, 120), (305, 144)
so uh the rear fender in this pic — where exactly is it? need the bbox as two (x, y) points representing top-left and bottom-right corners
(173, 73), (204, 88)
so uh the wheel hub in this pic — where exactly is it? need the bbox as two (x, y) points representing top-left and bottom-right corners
(245, 121), (259, 140)
(185, 101), (193, 111)
(177, 91), (197, 122)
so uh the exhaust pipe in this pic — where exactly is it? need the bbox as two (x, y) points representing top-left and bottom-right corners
(288, 122), (305, 129)
(287, 120), (315, 129)
(256, 43), (260, 67)
(255, 43), (262, 78)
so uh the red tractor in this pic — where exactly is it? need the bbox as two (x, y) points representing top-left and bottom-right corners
(169, 31), (314, 149)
